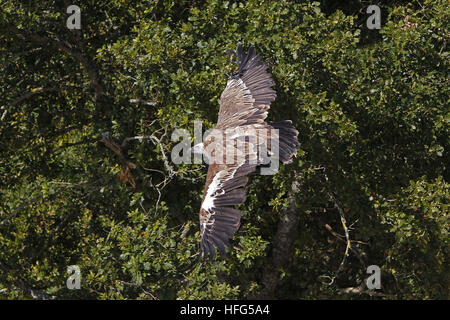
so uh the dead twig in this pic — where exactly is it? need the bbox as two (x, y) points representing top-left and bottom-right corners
(315, 166), (352, 286)
(324, 223), (366, 268)
(102, 127), (175, 214)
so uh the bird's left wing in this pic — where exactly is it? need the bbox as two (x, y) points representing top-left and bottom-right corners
(216, 44), (276, 129)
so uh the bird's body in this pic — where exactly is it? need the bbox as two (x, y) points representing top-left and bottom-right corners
(197, 44), (300, 259)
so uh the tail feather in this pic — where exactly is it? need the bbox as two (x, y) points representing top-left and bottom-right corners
(269, 120), (300, 163)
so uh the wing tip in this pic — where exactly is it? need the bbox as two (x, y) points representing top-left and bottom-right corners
(226, 43), (259, 79)
(200, 237), (230, 260)
(237, 43), (257, 73)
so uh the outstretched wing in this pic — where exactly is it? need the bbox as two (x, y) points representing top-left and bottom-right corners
(199, 159), (257, 259)
(216, 44), (276, 129)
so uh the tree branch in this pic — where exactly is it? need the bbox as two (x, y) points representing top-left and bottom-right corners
(1, 86), (81, 122)
(0, 194), (45, 226)
(4, 25), (104, 99)
(338, 278), (396, 298)
(326, 190), (352, 285)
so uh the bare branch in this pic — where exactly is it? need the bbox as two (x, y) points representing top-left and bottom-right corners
(102, 128), (175, 213)
(117, 280), (159, 300)
(129, 98), (157, 106)
(326, 189), (352, 285)
(324, 223), (366, 268)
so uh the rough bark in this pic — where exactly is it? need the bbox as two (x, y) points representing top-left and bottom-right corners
(251, 178), (300, 299)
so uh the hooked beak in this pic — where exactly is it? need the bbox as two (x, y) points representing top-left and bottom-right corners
(189, 143), (204, 155)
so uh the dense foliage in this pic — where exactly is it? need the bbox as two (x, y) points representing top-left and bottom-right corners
(0, 0), (448, 299)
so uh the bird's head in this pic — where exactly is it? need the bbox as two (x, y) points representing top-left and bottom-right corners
(188, 142), (205, 155)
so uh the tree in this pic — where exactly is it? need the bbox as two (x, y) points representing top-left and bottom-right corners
(0, 0), (448, 299)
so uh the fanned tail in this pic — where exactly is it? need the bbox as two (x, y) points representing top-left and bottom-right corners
(269, 120), (300, 163)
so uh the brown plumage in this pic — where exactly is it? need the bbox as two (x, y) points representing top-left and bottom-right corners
(198, 44), (300, 259)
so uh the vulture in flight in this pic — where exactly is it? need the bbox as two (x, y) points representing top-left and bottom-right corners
(192, 44), (300, 259)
